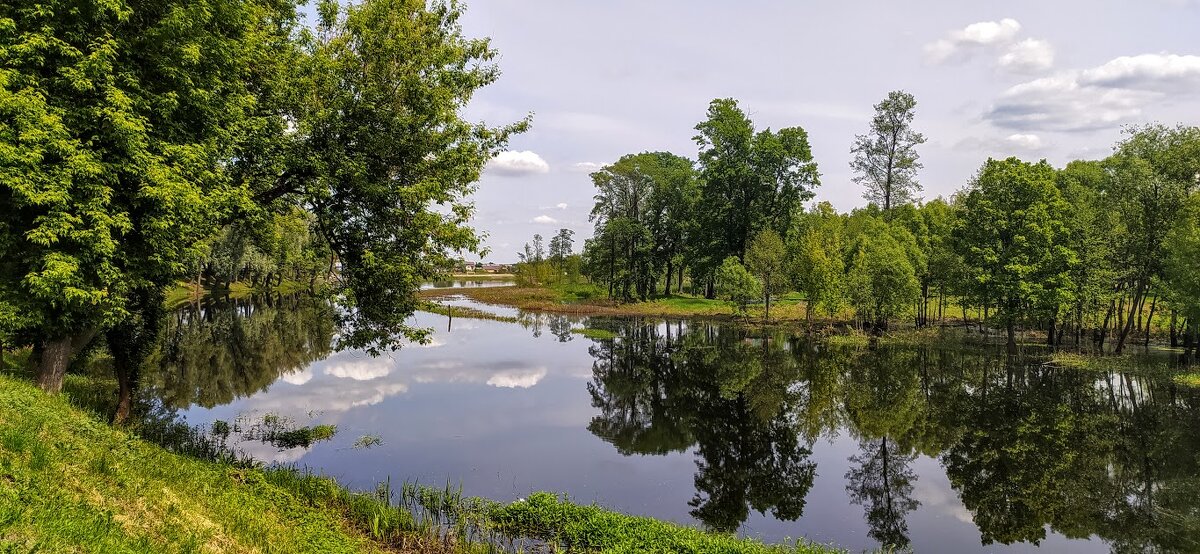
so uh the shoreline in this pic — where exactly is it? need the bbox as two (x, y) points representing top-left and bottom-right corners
(418, 283), (1197, 358)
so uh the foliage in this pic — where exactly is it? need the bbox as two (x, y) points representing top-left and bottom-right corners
(1165, 193), (1200, 323)
(955, 157), (1074, 346)
(692, 99), (820, 282)
(844, 230), (920, 330)
(850, 90), (926, 211)
(715, 257), (762, 315)
(294, 0), (527, 354)
(745, 229), (788, 320)
(789, 203), (845, 321)
(583, 151), (697, 300)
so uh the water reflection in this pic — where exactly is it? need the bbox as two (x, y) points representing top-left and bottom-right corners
(138, 298), (1200, 552)
(583, 319), (1200, 552)
(142, 295), (336, 409)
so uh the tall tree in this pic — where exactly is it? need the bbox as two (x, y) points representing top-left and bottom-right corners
(693, 99), (818, 294)
(584, 152), (694, 300)
(1106, 125), (1198, 353)
(955, 158), (1075, 351)
(850, 91), (926, 211)
(0, 0), (301, 392)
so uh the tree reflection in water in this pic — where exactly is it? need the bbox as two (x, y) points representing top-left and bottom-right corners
(142, 295), (336, 409)
(582, 318), (1200, 552)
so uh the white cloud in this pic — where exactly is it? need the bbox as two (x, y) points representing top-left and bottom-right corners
(1006, 133), (1043, 149)
(985, 52), (1200, 132)
(325, 359), (392, 381)
(280, 369), (313, 386)
(987, 73), (1154, 131)
(999, 38), (1055, 73)
(952, 133), (1047, 155)
(925, 18), (1021, 64)
(486, 150), (550, 177)
(486, 367), (548, 389)
(531, 215), (558, 224)
(570, 162), (604, 173)
(1079, 53), (1200, 92)
(555, 202), (569, 210)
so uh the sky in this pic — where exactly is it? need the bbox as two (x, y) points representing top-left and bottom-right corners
(448, 1), (1200, 262)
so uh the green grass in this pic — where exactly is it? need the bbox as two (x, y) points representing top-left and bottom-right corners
(1173, 373), (1200, 388)
(417, 301), (519, 324)
(490, 492), (838, 553)
(164, 283), (202, 309)
(0, 374), (386, 553)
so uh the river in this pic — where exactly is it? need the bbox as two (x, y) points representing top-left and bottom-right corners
(139, 293), (1200, 553)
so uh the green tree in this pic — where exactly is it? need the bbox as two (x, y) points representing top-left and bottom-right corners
(850, 91), (926, 211)
(715, 257), (761, 316)
(744, 229), (788, 322)
(693, 99), (818, 295)
(584, 152), (694, 300)
(0, 0), (300, 392)
(845, 231), (920, 332)
(1165, 193), (1200, 348)
(1105, 125), (1198, 352)
(1055, 160), (1118, 346)
(955, 158), (1074, 351)
(789, 203), (845, 325)
(0, 0), (526, 394)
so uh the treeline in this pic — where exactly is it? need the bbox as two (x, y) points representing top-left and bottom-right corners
(581, 93), (1200, 352)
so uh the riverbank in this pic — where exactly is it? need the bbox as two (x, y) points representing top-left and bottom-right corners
(0, 372), (842, 553)
(418, 283), (1186, 352)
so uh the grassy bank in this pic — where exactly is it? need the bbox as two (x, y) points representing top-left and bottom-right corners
(0, 374), (388, 553)
(0, 373), (841, 553)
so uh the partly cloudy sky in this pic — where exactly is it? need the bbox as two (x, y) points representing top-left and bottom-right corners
(450, 1), (1199, 261)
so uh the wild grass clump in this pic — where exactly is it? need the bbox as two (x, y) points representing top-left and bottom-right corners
(353, 434), (384, 449)
(1048, 351), (1177, 374)
(489, 492), (840, 553)
(418, 300), (520, 324)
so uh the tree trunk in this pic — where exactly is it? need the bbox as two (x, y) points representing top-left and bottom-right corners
(1047, 317), (1056, 347)
(1143, 294), (1158, 348)
(1006, 319), (1017, 354)
(1116, 282), (1145, 354)
(1171, 312), (1179, 348)
(35, 337), (73, 394)
(664, 260), (673, 296)
(1098, 299), (1116, 349)
(34, 328), (98, 394)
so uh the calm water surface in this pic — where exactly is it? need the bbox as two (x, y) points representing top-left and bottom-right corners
(142, 295), (1200, 553)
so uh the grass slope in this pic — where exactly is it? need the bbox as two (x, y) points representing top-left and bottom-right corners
(0, 374), (385, 554)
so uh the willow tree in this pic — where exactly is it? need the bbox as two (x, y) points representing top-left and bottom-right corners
(1, 0), (525, 394)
